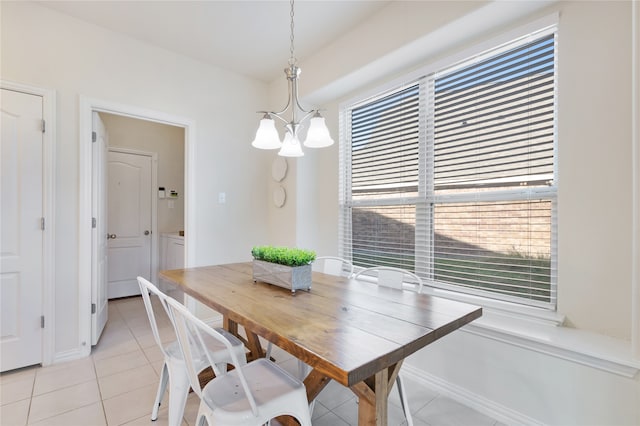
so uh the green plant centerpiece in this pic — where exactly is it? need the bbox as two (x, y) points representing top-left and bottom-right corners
(251, 246), (316, 293)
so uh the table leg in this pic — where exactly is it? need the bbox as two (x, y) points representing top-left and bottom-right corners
(244, 331), (266, 361)
(223, 316), (265, 361)
(350, 361), (403, 426)
(304, 368), (332, 402)
(223, 315), (238, 336)
(351, 368), (388, 426)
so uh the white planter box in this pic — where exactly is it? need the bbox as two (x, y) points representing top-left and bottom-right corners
(252, 260), (312, 293)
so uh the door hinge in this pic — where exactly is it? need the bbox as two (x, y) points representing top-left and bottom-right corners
(92, 131), (97, 143)
(91, 303), (96, 314)
(41, 119), (46, 133)
(41, 217), (45, 230)
(41, 316), (45, 328)
(92, 217), (97, 228)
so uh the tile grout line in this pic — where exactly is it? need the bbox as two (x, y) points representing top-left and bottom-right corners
(93, 327), (109, 426)
(25, 368), (36, 426)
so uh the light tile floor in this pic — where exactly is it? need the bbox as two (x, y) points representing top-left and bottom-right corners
(1, 296), (502, 426)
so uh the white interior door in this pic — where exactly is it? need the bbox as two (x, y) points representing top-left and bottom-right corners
(1, 89), (43, 371)
(91, 112), (108, 345)
(107, 150), (152, 298)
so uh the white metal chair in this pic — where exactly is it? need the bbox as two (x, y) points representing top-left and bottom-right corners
(136, 277), (246, 426)
(353, 266), (424, 426)
(313, 256), (355, 278)
(164, 296), (313, 426)
(353, 266), (424, 294)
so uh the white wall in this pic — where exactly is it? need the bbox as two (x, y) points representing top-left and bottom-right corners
(289, 0), (634, 341)
(270, 0), (640, 424)
(404, 329), (639, 425)
(1, 1), (270, 357)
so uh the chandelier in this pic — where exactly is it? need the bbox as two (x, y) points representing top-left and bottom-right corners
(251, 0), (334, 157)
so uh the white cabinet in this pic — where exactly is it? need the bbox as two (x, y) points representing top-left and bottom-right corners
(159, 233), (184, 291)
(158, 233), (220, 322)
(160, 233), (184, 270)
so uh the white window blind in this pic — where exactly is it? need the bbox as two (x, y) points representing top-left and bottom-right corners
(433, 33), (555, 192)
(342, 85), (423, 270)
(340, 25), (557, 309)
(352, 85), (421, 200)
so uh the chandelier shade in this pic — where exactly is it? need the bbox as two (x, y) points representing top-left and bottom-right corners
(278, 130), (304, 157)
(251, 0), (334, 157)
(303, 113), (335, 148)
(251, 115), (282, 149)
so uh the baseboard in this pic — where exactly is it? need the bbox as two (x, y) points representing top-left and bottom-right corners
(52, 347), (89, 365)
(402, 363), (544, 426)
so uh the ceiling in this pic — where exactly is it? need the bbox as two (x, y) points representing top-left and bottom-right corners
(39, 1), (392, 83)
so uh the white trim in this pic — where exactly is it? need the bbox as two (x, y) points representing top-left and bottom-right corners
(428, 286), (564, 326)
(402, 363), (544, 426)
(1, 80), (56, 367)
(107, 147), (159, 286)
(79, 96), (196, 350)
(631, 0), (640, 359)
(462, 310), (640, 378)
(432, 187), (557, 204)
(51, 348), (86, 365)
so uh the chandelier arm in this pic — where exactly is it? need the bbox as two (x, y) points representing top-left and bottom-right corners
(294, 96), (314, 115)
(299, 109), (318, 124)
(290, 71), (313, 115)
(255, 110), (288, 125)
(273, 81), (294, 116)
(268, 68), (297, 117)
(269, 112), (291, 126)
(272, 102), (291, 116)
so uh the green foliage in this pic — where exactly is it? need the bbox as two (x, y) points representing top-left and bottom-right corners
(251, 246), (316, 267)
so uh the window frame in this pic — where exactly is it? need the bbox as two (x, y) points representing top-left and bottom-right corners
(339, 16), (559, 317)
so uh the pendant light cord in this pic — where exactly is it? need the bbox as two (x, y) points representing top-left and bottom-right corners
(289, 0), (296, 66)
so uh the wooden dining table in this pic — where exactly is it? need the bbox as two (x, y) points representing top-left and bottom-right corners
(159, 262), (482, 426)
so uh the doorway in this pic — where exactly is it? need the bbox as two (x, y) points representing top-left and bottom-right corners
(79, 97), (194, 349)
(100, 112), (188, 300)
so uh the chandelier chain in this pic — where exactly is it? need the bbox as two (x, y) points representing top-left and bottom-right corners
(289, 0), (296, 65)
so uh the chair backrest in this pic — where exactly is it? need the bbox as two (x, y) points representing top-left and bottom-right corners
(313, 256), (354, 277)
(137, 277), (172, 358)
(164, 296), (260, 417)
(353, 266), (423, 293)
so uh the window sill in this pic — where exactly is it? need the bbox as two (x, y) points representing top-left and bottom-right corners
(427, 286), (565, 325)
(360, 279), (639, 377)
(462, 309), (640, 378)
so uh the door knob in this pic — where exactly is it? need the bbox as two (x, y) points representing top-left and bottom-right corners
(144, 230), (150, 235)
(108, 234), (116, 239)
